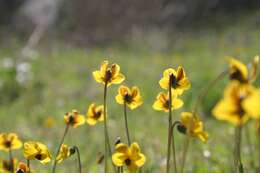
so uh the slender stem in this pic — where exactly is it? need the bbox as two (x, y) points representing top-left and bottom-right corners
(104, 83), (108, 173)
(170, 121), (181, 173)
(166, 76), (173, 173)
(103, 82), (114, 173)
(180, 136), (190, 173)
(124, 101), (131, 145)
(52, 124), (70, 173)
(193, 70), (228, 114)
(234, 126), (244, 173)
(257, 133), (260, 172)
(9, 149), (13, 173)
(74, 146), (82, 173)
(27, 159), (30, 173)
(244, 125), (254, 169)
(178, 70), (227, 173)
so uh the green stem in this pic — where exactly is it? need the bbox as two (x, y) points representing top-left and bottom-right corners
(104, 82), (108, 173)
(74, 146), (82, 173)
(193, 70), (228, 114)
(124, 101), (131, 145)
(27, 159), (30, 173)
(170, 121), (181, 173)
(234, 126), (244, 173)
(166, 75), (173, 173)
(9, 149), (13, 173)
(52, 124), (70, 173)
(244, 125), (254, 169)
(180, 136), (190, 173)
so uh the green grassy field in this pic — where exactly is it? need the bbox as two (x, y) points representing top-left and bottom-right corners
(1, 21), (260, 173)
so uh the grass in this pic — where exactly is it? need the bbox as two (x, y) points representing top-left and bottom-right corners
(1, 19), (260, 173)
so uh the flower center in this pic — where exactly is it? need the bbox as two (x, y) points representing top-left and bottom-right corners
(68, 115), (75, 124)
(4, 140), (12, 148)
(94, 111), (102, 119)
(170, 74), (179, 89)
(105, 70), (112, 82)
(125, 158), (131, 166)
(16, 169), (25, 173)
(124, 93), (132, 103)
(163, 100), (170, 109)
(35, 154), (43, 160)
(230, 68), (247, 83)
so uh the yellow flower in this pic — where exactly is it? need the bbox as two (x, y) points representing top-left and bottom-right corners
(86, 103), (105, 125)
(23, 141), (51, 164)
(56, 144), (72, 163)
(0, 133), (22, 152)
(0, 158), (17, 173)
(152, 92), (183, 112)
(179, 112), (208, 142)
(112, 142), (146, 172)
(229, 58), (249, 83)
(212, 82), (253, 126)
(93, 60), (125, 87)
(115, 85), (143, 109)
(16, 162), (36, 173)
(159, 66), (191, 95)
(242, 89), (260, 119)
(64, 109), (85, 128)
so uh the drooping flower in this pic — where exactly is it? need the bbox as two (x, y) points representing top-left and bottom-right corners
(0, 158), (17, 173)
(152, 92), (183, 112)
(93, 60), (125, 87)
(16, 162), (36, 173)
(86, 103), (105, 125)
(179, 112), (208, 142)
(23, 141), (51, 164)
(64, 109), (85, 128)
(56, 144), (73, 163)
(0, 133), (22, 152)
(159, 66), (191, 95)
(229, 58), (249, 83)
(112, 142), (146, 172)
(212, 81), (254, 126)
(115, 85), (143, 109)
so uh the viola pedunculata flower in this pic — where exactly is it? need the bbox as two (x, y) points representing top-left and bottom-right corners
(86, 103), (105, 125)
(152, 92), (183, 112)
(115, 85), (143, 110)
(212, 81), (254, 126)
(64, 110), (85, 128)
(23, 141), (51, 164)
(112, 142), (146, 172)
(0, 133), (22, 152)
(179, 112), (208, 142)
(93, 60), (125, 87)
(159, 66), (191, 95)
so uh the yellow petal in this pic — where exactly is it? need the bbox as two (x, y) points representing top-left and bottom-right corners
(134, 153), (146, 167)
(112, 153), (127, 166)
(92, 71), (104, 84)
(86, 117), (98, 125)
(172, 98), (183, 110)
(243, 89), (260, 119)
(73, 115), (85, 128)
(111, 73), (125, 85)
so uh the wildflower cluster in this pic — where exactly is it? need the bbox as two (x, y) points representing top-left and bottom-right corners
(0, 56), (259, 173)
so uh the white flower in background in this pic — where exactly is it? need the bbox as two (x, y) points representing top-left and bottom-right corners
(203, 149), (211, 158)
(2, 57), (14, 68)
(16, 62), (32, 86)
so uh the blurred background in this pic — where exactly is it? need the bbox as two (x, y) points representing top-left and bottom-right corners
(1, 0), (260, 172)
